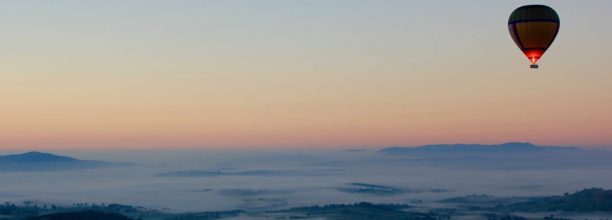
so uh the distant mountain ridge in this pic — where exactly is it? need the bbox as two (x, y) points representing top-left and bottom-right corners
(0, 151), (120, 172)
(376, 142), (612, 170)
(379, 142), (581, 154)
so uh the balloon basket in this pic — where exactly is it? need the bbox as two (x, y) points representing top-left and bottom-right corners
(530, 64), (539, 69)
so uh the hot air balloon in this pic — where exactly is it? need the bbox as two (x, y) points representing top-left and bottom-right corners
(508, 5), (559, 69)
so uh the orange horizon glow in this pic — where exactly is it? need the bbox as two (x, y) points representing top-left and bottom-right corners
(2, 1), (612, 151)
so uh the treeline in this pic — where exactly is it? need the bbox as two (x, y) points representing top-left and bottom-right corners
(496, 187), (612, 212)
(0, 202), (242, 220)
(279, 202), (450, 220)
(27, 210), (133, 220)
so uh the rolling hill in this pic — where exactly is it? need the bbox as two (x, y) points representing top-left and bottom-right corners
(0, 151), (120, 172)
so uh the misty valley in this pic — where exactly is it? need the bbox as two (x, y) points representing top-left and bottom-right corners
(1, 143), (612, 219)
(4, 0), (612, 219)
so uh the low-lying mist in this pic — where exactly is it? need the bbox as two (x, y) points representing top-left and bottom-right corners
(1, 144), (612, 212)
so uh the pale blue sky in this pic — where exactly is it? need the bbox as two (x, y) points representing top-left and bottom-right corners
(2, 1), (612, 149)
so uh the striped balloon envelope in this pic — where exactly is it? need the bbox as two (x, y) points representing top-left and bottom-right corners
(508, 5), (560, 68)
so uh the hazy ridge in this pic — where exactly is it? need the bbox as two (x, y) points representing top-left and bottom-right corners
(0, 151), (125, 172)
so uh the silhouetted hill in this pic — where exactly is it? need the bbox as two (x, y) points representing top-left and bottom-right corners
(442, 188), (612, 213)
(27, 210), (133, 220)
(0, 151), (121, 172)
(498, 188), (612, 212)
(0, 151), (78, 163)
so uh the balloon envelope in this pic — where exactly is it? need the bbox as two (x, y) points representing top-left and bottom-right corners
(508, 5), (560, 65)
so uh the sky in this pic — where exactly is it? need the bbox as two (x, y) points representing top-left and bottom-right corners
(1, 0), (612, 150)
